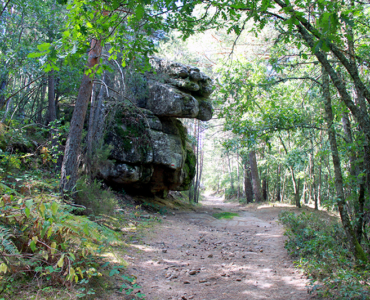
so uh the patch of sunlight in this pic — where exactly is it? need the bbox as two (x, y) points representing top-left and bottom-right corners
(101, 252), (129, 266)
(130, 244), (156, 252)
(257, 202), (296, 209)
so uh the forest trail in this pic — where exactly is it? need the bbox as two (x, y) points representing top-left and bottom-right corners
(124, 195), (313, 300)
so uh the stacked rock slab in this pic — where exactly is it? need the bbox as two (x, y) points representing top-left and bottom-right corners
(100, 57), (213, 197)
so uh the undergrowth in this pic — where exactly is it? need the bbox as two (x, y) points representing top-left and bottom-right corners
(279, 211), (370, 299)
(0, 123), (155, 299)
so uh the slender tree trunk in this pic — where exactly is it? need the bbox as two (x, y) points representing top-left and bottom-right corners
(2, 98), (12, 123)
(249, 150), (262, 202)
(309, 137), (318, 210)
(291, 167), (301, 208)
(262, 178), (267, 201)
(0, 76), (7, 110)
(322, 66), (367, 262)
(317, 157), (322, 208)
(302, 178), (307, 204)
(47, 70), (56, 125)
(194, 120), (200, 203)
(227, 152), (234, 194)
(189, 179), (194, 203)
(276, 164), (281, 202)
(244, 159), (254, 203)
(37, 79), (47, 124)
(281, 173), (286, 202)
(196, 148), (204, 202)
(60, 39), (102, 193)
(236, 152), (240, 200)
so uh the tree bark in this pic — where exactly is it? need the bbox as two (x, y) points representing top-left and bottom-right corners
(276, 163), (281, 202)
(227, 152), (234, 193)
(47, 70), (56, 125)
(322, 65), (367, 262)
(0, 75), (7, 110)
(60, 39), (102, 193)
(236, 151), (240, 200)
(249, 150), (262, 202)
(244, 158), (254, 203)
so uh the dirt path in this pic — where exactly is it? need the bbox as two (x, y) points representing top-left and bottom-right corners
(125, 195), (312, 300)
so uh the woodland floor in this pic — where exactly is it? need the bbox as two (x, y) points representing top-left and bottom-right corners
(121, 195), (316, 300)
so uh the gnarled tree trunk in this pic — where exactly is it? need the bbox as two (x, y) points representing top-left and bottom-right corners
(60, 39), (102, 193)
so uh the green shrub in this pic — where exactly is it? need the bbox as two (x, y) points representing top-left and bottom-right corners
(0, 194), (118, 296)
(279, 211), (370, 299)
(75, 177), (118, 216)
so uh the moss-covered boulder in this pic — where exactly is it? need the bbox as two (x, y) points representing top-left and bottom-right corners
(97, 56), (213, 197)
(100, 108), (196, 196)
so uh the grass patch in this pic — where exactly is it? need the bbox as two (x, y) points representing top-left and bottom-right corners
(212, 212), (239, 219)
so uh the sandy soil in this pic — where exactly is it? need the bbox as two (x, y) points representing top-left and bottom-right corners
(124, 195), (314, 300)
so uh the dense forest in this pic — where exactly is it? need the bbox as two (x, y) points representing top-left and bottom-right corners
(1, 0), (370, 299)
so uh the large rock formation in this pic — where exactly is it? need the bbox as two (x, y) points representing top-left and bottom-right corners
(99, 57), (213, 196)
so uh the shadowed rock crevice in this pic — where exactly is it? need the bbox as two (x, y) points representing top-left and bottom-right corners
(99, 58), (214, 196)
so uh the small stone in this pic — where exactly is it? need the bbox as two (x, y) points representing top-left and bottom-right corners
(184, 281), (190, 284)
(189, 270), (197, 275)
(236, 278), (242, 281)
(260, 249), (263, 252)
(208, 254), (213, 258)
(162, 249), (168, 253)
(199, 279), (207, 283)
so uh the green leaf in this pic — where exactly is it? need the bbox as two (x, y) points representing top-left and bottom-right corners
(27, 52), (46, 58)
(51, 201), (59, 215)
(135, 5), (145, 20)
(0, 263), (8, 274)
(37, 43), (51, 52)
(109, 269), (120, 276)
(30, 240), (37, 252)
(39, 203), (46, 217)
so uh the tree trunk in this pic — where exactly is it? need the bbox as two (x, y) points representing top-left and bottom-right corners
(37, 79), (47, 124)
(276, 164), (281, 202)
(322, 65), (367, 262)
(0, 76), (7, 110)
(236, 151), (240, 200)
(196, 148), (204, 202)
(60, 39), (102, 193)
(194, 120), (200, 203)
(249, 150), (262, 202)
(227, 152), (234, 194)
(47, 70), (56, 125)
(244, 159), (254, 203)
(262, 178), (267, 201)
(291, 167), (301, 208)
(302, 178), (307, 204)
(281, 173), (286, 202)
(317, 157), (322, 208)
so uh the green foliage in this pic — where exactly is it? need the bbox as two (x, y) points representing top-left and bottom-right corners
(279, 211), (370, 299)
(141, 201), (168, 215)
(0, 194), (119, 295)
(75, 177), (118, 216)
(212, 212), (239, 219)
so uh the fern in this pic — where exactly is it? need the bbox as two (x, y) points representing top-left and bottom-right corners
(0, 225), (19, 255)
